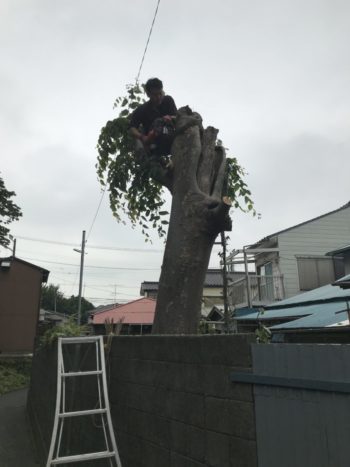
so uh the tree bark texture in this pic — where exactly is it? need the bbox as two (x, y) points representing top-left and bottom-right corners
(152, 107), (232, 334)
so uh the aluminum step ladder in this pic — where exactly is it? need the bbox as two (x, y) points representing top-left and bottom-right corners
(46, 336), (122, 466)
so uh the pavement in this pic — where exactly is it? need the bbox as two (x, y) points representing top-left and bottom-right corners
(0, 388), (40, 467)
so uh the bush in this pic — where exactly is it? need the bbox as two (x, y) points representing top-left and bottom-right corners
(40, 318), (89, 348)
(0, 358), (32, 395)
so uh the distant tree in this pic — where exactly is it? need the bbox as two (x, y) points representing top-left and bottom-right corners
(41, 284), (95, 324)
(0, 174), (22, 248)
(97, 84), (255, 334)
(41, 284), (65, 312)
(64, 295), (95, 324)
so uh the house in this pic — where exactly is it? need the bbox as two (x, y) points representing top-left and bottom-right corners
(88, 303), (119, 324)
(327, 244), (350, 275)
(140, 268), (247, 311)
(38, 309), (69, 325)
(234, 279), (350, 341)
(92, 297), (156, 335)
(200, 306), (226, 333)
(0, 256), (49, 353)
(333, 274), (350, 290)
(228, 201), (350, 309)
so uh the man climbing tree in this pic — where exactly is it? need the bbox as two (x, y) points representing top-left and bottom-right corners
(97, 83), (255, 334)
(129, 78), (177, 163)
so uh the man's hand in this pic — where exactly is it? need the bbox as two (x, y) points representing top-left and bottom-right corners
(141, 130), (156, 145)
(163, 115), (175, 123)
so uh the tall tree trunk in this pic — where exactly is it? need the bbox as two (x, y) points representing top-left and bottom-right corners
(152, 107), (232, 334)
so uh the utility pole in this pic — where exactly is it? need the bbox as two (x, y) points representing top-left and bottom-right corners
(12, 238), (17, 257)
(220, 232), (230, 333)
(77, 230), (86, 326)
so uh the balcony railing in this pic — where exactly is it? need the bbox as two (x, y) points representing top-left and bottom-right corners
(228, 274), (285, 308)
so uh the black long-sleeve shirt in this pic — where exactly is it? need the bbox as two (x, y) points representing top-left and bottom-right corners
(129, 95), (177, 133)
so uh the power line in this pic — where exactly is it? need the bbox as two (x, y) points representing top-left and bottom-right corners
(21, 256), (160, 271)
(16, 236), (80, 248)
(85, 293), (139, 299)
(86, 188), (107, 242)
(52, 277), (139, 289)
(14, 235), (163, 253)
(135, 0), (161, 83)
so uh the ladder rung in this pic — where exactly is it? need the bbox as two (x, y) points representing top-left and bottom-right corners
(62, 370), (103, 377)
(60, 337), (101, 344)
(51, 450), (115, 464)
(59, 408), (107, 418)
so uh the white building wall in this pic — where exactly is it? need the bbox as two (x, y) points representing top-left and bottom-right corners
(277, 206), (350, 298)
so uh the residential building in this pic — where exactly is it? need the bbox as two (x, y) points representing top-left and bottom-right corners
(0, 256), (49, 352)
(333, 273), (350, 290)
(38, 309), (69, 325)
(327, 244), (350, 275)
(140, 268), (246, 313)
(234, 280), (350, 338)
(92, 297), (155, 335)
(228, 201), (350, 309)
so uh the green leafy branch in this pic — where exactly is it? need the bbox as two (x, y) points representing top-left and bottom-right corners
(96, 84), (256, 240)
(96, 83), (168, 239)
(225, 157), (256, 215)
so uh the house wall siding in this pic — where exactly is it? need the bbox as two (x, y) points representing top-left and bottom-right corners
(278, 207), (350, 298)
(0, 260), (43, 352)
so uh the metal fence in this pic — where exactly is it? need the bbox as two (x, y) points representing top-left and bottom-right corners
(228, 274), (285, 307)
(232, 344), (350, 467)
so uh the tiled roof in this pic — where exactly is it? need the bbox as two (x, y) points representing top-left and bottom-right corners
(89, 303), (119, 316)
(93, 297), (156, 325)
(270, 304), (349, 330)
(140, 269), (246, 294)
(204, 269), (245, 287)
(266, 281), (350, 309)
(140, 282), (159, 293)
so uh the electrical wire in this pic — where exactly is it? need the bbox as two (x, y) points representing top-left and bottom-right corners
(14, 235), (163, 253)
(86, 188), (107, 243)
(21, 256), (160, 271)
(135, 0), (161, 83)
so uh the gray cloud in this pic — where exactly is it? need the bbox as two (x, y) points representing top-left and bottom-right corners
(1, 0), (350, 303)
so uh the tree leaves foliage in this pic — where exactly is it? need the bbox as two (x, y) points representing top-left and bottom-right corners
(0, 174), (22, 248)
(41, 283), (95, 324)
(97, 83), (168, 239)
(96, 84), (255, 240)
(226, 158), (256, 214)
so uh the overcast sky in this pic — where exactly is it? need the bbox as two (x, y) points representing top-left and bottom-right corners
(1, 0), (349, 306)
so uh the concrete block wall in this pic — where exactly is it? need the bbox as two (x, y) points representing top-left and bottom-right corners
(28, 334), (257, 467)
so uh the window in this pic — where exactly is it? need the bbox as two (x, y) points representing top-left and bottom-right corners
(258, 262), (274, 300)
(297, 257), (345, 291)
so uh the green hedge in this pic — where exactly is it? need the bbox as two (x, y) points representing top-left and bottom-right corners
(0, 358), (32, 395)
